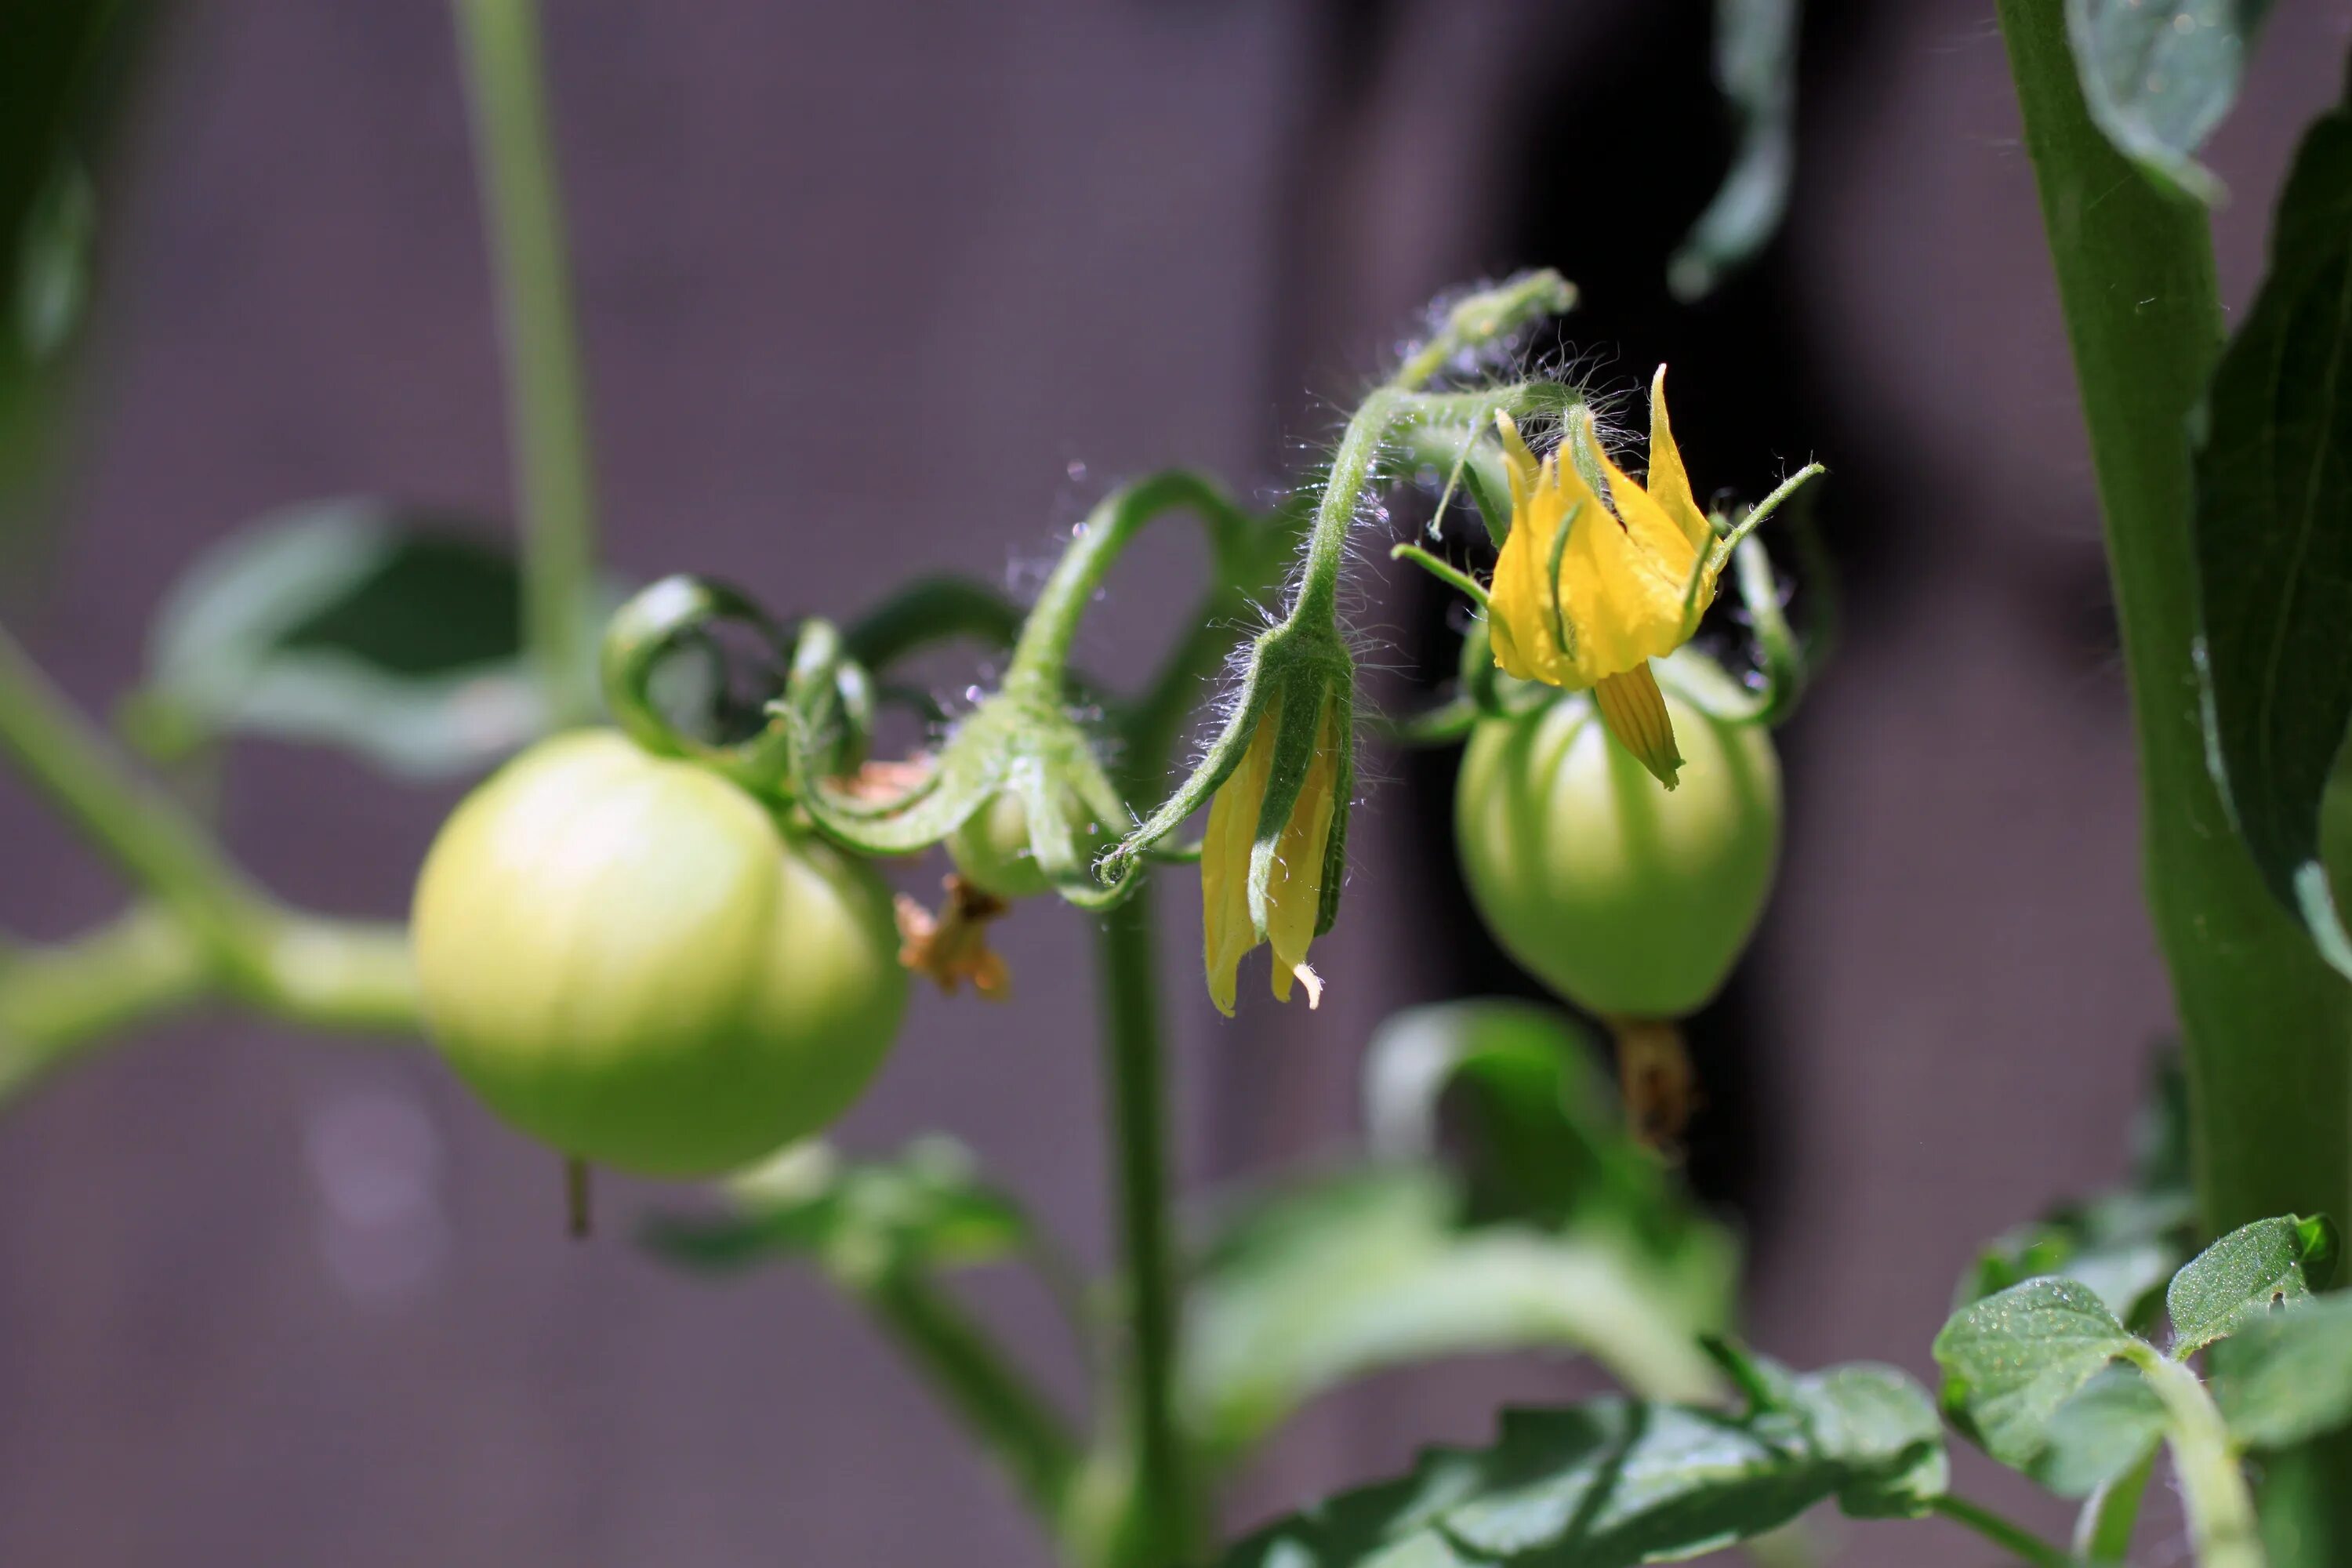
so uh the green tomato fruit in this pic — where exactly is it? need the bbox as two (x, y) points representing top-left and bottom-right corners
(1454, 666), (1781, 1019)
(412, 730), (907, 1177)
(946, 789), (1053, 901)
(945, 786), (1112, 902)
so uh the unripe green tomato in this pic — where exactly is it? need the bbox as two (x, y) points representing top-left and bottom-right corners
(946, 786), (1111, 902)
(412, 730), (907, 1178)
(1454, 673), (1781, 1019)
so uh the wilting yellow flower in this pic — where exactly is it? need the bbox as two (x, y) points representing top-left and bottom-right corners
(1487, 368), (1717, 788)
(1201, 691), (1343, 1017)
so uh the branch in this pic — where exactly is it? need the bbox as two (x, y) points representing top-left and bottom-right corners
(0, 619), (422, 1111)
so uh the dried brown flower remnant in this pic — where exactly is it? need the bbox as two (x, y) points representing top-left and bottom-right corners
(895, 874), (1012, 1000)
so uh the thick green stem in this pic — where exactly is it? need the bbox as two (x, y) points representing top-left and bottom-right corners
(1994, 0), (2352, 1240)
(1094, 889), (1200, 1565)
(2000, 10), (2352, 1555)
(452, 0), (601, 728)
(852, 1269), (1083, 1538)
(1928, 1494), (2077, 1568)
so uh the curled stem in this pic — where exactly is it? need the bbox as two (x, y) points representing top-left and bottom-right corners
(844, 576), (1027, 671)
(1005, 470), (1255, 703)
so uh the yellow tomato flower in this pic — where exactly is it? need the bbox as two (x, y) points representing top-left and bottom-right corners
(1486, 367), (1717, 788)
(1200, 691), (1344, 1017)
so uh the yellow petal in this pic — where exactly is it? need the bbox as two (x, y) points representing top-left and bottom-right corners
(1494, 412), (1540, 514)
(1584, 416), (1699, 590)
(1265, 696), (1341, 1001)
(1644, 366), (1713, 554)
(1529, 416), (1712, 680)
(1490, 452), (1606, 688)
(1201, 696), (1279, 1017)
(1486, 474), (1560, 684)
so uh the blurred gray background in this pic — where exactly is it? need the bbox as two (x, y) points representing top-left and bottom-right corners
(3, 1), (2350, 1563)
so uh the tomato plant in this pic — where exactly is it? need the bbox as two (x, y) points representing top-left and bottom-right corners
(5, 3), (2352, 1566)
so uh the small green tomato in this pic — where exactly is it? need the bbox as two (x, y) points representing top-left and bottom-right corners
(1454, 663), (1781, 1019)
(945, 786), (1114, 902)
(412, 730), (907, 1177)
(946, 789), (1056, 901)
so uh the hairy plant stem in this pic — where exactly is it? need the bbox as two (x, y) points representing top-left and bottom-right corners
(452, 0), (601, 728)
(1004, 472), (1256, 706)
(1998, 4), (2352, 1555)
(2128, 1345), (2264, 1568)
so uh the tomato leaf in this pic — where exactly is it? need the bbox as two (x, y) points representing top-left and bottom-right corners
(1671, 0), (1801, 301)
(1181, 1164), (1734, 1465)
(2166, 1213), (2336, 1356)
(2035, 1363), (2168, 1496)
(1933, 1278), (2138, 1473)
(129, 498), (590, 778)
(2190, 95), (2352, 976)
(1220, 1361), (1944, 1567)
(0, 0), (146, 539)
(641, 1138), (1032, 1279)
(2212, 1292), (2352, 1449)
(2063, 0), (2271, 203)
(1361, 1000), (1688, 1243)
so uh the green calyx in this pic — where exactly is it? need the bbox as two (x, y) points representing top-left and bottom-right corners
(789, 471), (1267, 910)
(797, 681), (1140, 911)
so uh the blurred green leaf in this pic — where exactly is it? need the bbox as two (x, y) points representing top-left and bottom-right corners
(2064, 0), (2269, 202)
(1360, 1000), (1708, 1257)
(1221, 1361), (1944, 1567)
(1670, 0), (1800, 301)
(130, 499), (588, 777)
(2034, 1363), (2166, 1496)
(1181, 1165), (1733, 1465)
(0, 0), (145, 539)
(1934, 1278), (2137, 1472)
(14, 161), (92, 362)
(2166, 1213), (2336, 1356)
(2212, 1293), (2352, 1450)
(641, 1137), (1032, 1283)
(2190, 94), (2352, 978)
